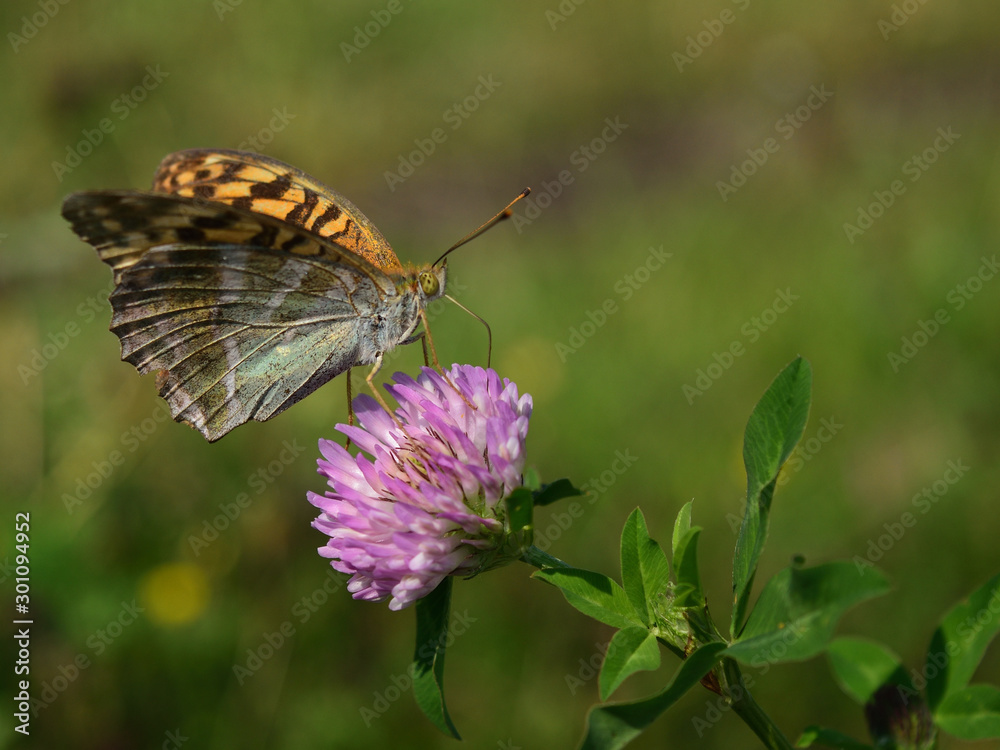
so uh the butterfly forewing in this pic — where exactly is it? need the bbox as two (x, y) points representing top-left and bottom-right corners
(151, 149), (403, 272)
(61, 190), (404, 441)
(63, 190), (395, 284)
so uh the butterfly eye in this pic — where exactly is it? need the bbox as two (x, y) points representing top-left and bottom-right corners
(418, 271), (439, 297)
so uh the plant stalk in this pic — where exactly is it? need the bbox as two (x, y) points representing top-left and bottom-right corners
(520, 545), (572, 570)
(721, 657), (796, 750)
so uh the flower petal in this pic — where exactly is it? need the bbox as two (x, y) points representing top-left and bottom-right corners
(308, 365), (531, 609)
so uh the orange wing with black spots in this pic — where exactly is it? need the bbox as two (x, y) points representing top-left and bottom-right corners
(60, 149), (450, 442)
(151, 148), (403, 272)
(60, 190), (411, 441)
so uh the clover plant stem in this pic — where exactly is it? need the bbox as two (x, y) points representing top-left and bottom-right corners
(520, 545), (573, 570)
(721, 657), (795, 750)
(654, 634), (687, 661)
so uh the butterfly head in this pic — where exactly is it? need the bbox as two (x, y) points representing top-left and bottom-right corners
(417, 264), (447, 303)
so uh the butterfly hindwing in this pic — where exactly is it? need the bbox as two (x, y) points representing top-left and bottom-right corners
(61, 191), (402, 441)
(151, 148), (403, 272)
(120, 247), (370, 441)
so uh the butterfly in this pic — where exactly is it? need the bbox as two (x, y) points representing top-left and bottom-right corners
(62, 149), (464, 442)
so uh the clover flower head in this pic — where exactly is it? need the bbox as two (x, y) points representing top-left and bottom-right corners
(308, 365), (532, 610)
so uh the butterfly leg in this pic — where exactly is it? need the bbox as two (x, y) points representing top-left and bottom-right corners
(417, 309), (443, 371)
(365, 353), (404, 426)
(416, 309), (480, 413)
(401, 329), (432, 367)
(419, 333), (431, 368)
(344, 368), (354, 450)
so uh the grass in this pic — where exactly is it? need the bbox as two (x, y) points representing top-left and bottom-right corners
(3, 1), (1000, 748)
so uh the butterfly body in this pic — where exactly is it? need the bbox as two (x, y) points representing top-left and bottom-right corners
(62, 150), (447, 441)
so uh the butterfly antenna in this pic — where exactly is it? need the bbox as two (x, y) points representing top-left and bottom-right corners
(444, 294), (492, 367)
(433, 188), (531, 267)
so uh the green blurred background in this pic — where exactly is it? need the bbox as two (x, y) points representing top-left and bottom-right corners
(3, 1), (999, 748)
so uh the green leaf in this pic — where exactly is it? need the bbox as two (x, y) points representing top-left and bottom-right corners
(669, 501), (706, 611)
(925, 570), (1000, 712)
(412, 578), (459, 738)
(936, 684), (1000, 739)
(579, 642), (727, 750)
(534, 478), (583, 506)
(505, 487), (534, 537)
(671, 500), (693, 559)
(534, 567), (643, 629)
(741, 356), (813, 513)
(523, 466), (541, 491)
(672, 526), (705, 610)
(796, 726), (874, 749)
(598, 626), (661, 701)
(620, 509), (671, 626)
(826, 637), (907, 704)
(498, 488), (534, 564)
(732, 356), (812, 637)
(726, 561), (889, 666)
